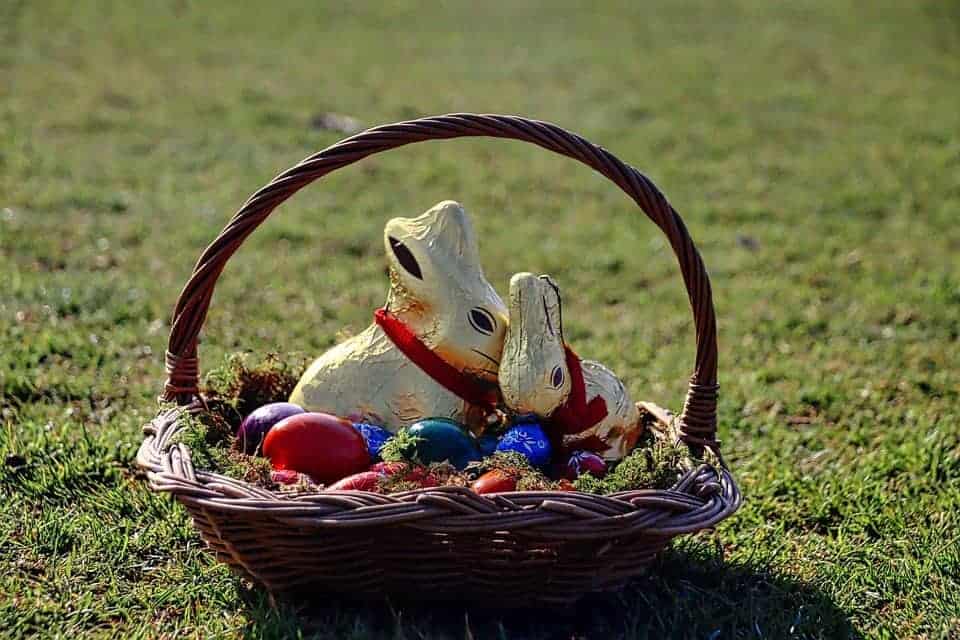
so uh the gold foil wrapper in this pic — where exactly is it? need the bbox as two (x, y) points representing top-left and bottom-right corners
(499, 273), (643, 461)
(290, 200), (506, 432)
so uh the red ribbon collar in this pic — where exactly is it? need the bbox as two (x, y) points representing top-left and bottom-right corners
(551, 345), (609, 435)
(374, 308), (499, 409)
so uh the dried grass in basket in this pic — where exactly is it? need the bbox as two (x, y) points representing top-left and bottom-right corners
(136, 113), (742, 606)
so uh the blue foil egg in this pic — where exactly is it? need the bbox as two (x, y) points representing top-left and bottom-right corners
(352, 422), (393, 461)
(496, 422), (552, 467)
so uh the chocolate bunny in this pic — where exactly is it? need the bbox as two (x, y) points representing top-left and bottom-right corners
(499, 272), (642, 460)
(290, 201), (507, 431)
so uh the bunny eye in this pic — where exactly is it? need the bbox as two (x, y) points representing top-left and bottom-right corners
(469, 307), (496, 335)
(388, 236), (422, 280)
(551, 365), (565, 389)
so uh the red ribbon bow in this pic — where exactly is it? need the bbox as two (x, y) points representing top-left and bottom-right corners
(551, 345), (609, 436)
(374, 308), (499, 410)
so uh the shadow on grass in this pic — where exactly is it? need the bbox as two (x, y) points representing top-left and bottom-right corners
(235, 546), (857, 640)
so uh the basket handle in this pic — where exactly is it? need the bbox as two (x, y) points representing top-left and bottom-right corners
(162, 114), (720, 449)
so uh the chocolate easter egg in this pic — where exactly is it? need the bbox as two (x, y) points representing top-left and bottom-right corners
(238, 402), (305, 454)
(496, 422), (552, 467)
(352, 422), (393, 461)
(327, 471), (382, 492)
(565, 450), (607, 479)
(407, 417), (481, 469)
(471, 469), (517, 494)
(263, 412), (369, 484)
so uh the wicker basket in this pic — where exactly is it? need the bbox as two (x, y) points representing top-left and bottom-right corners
(137, 114), (741, 606)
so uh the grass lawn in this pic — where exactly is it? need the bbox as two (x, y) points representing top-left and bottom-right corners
(2, 1), (959, 637)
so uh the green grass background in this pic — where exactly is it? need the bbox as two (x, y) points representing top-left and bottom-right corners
(2, 1), (959, 638)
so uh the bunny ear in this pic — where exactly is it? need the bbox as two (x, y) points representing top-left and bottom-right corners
(428, 201), (482, 267)
(384, 200), (495, 302)
(539, 275), (564, 342)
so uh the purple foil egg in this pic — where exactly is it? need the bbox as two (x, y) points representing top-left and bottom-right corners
(565, 450), (607, 479)
(238, 402), (304, 454)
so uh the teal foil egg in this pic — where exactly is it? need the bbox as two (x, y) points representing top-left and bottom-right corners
(408, 418), (481, 469)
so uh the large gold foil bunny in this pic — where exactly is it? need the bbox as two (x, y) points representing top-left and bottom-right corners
(500, 272), (642, 460)
(289, 201), (508, 431)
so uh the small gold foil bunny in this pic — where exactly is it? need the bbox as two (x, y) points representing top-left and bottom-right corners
(499, 272), (642, 460)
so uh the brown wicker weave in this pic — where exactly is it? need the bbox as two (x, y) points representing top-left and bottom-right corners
(137, 113), (741, 606)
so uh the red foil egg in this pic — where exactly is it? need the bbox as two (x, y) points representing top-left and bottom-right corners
(471, 469), (518, 494)
(327, 471), (382, 492)
(263, 412), (369, 484)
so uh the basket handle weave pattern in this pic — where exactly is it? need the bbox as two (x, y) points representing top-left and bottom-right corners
(162, 114), (720, 450)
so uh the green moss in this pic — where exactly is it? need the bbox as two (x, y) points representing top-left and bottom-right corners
(571, 472), (606, 494)
(378, 427), (425, 464)
(465, 450), (533, 475)
(573, 435), (686, 494)
(374, 477), (420, 494)
(425, 461), (467, 486)
(514, 473), (556, 491)
(173, 411), (274, 487)
(201, 352), (309, 427)
(372, 461), (470, 493)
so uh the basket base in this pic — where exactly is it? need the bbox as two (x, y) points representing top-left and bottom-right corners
(188, 504), (668, 607)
